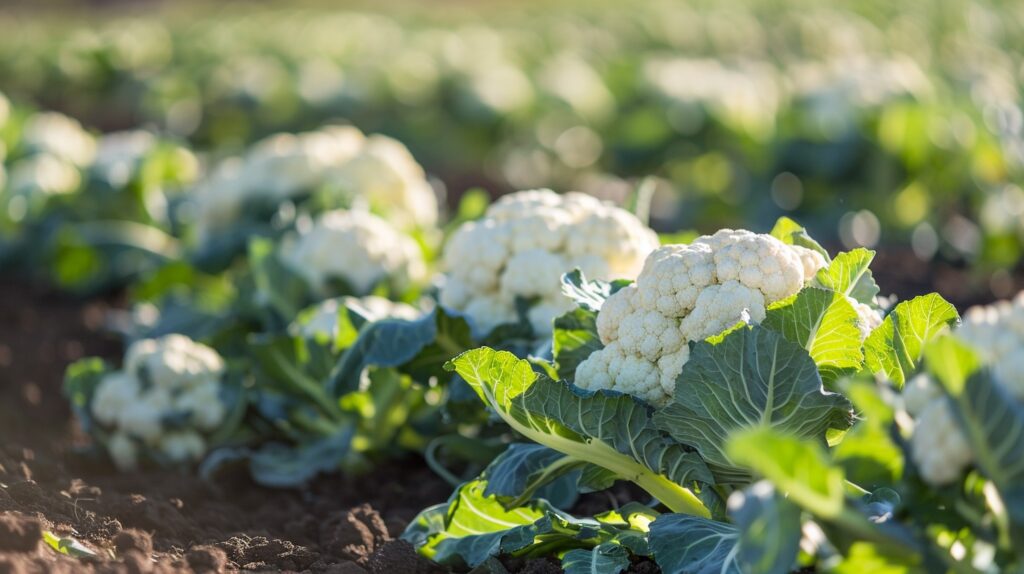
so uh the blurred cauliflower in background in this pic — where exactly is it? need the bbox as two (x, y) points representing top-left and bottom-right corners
(294, 295), (422, 340)
(90, 334), (227, 470)
(19, 111), (97, 167)
(439, 189), (659, 336)
(279, 209), (426, 296)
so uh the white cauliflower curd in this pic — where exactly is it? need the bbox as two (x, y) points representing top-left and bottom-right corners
(905, 291), (1024, 486)
(19, 112), (97, 167)
(279, 209), (426, 296)
(90, 334), (227, 470)
(191, 126), (436, 242)
(575, 229), (827, 406)
(438, 189), (659, 336)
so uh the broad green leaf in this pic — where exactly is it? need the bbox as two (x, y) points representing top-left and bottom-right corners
(447, 348), (712, 516)
(864, 294), (959, 387)
(560, 269), (631, 313)
(814, 248), (880, 305)
(763, 287), (864, 383)
(405, 480), (602, 568)
(246, 428), (356, 487)
(482, 443), (585, 509)
(769, 217), (829, 261)
(552, 307), (603, 382)
(832, 381), (903, 487)
(561, 544), (631, 574)
(830, 542), (920, 574)
(728, 482), (801, 574)
(648, 514), (741, 574)
(329, 307), (472, 396)
(727, 427), (846, 518)
(43, 531), (99, 559)
(654, 326), (854, 484)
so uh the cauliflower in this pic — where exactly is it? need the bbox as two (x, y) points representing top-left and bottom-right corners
(19, 112), (96, 166)
(91, 130), (157, 186)
(910, 395), (974, 486)
(575, 229), (820, 406)
(851, 298), (883, 339)
(279, 209), (426, 296)
(7, 154), (81, 198)
(191, 126), (436, 241)
(956, 291), (1024, 396)
(89, 335), (228, 470)
(295, 295), (422, 339)
(904, 293), (1024, 487)
(439, 189), (659, 335)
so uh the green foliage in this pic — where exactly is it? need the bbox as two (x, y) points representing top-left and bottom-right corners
(864, 294), (960, 387)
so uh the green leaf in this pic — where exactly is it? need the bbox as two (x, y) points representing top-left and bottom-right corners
(246, 428), (356, 488)
(769, 217), (829, 261)
(654, 326), (854, 484)
(726, 427), (846, 518)
(328, 307), (472, 396)
(560, 269), (631, 313)
(447, 348), (712, 516)
(561, 544), (631, 574)
(63, 357), (110, 435)
(552, 307), (603, 382)
(864, 294), (959, 387)
(728, 482), (801, 574)
(763, 287), (864, 383)
(813, 248), (880, 305)
(832, 381), (904, 487)
(405, 480), (601, 568)
(43, 531), (98, 559)
(648, 514), (741, 574)
(483, 444), (585, 509)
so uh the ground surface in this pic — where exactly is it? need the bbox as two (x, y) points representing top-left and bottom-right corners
(0, 253), (1019, 573)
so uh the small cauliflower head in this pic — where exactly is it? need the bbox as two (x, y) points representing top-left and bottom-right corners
(575, 229), (821, 407)
(440, 189), (659, 335)
(279, 209), (426, 296)
(956, 291), (1024, 397)
(20, 112), (96, 167)
(90, 334), (228, 470)
(904, 374), (973, 486)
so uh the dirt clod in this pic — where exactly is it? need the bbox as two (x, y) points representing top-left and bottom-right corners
(113, 529), (153, 556)
(185, 545), (228, 573)
(0, 513), (41, 553)
(365, 540), (443, 574)
(324, 504), (390, 562)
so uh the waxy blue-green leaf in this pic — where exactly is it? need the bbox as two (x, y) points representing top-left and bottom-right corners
(328, 307), (472, 396)
(648, 514), (741, 574)
(560, 269), (631, 313)
(482, 444), (585, 509)
(561, 544), (631, 574)
(727, 481), (801, 574)
(763, 287), (864, 383)
(813, 248), (880, 306)
(864, 294), (958, 387)
(552, 306), (603, 382)
(447, 348), (712, 516)
(654, 326), (854, 484)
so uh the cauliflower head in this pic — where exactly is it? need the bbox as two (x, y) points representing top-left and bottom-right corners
(439, 189), (659, 335)
(191, 126), (436, 242)
(295, 295), (422, 339)
(20, 112), (96, 167)
(575, 229), (821, 407)
(279, 209), (426, 296)
(90, 335), (228, 470)
(956, 291), (1024, 396)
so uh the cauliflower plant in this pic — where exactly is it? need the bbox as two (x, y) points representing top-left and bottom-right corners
(279, 209), (426, 296)
(19, 112), (97, 167)
(575, 229), (828, 406)
(439, 189), (659, 336)
(905, 291), (1024, 486)
(90, 334), (227, 470)
(191, 126), (436, 242)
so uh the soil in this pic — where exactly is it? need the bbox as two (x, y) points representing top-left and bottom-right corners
(0, 250), (1018, 573)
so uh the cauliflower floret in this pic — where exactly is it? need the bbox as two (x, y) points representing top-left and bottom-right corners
(956, 292), (1024, 397)
(124, 334), (224, 390)
(440, 189), (658, 336)
(790, 245), (828, 280)
(107, 432), (139, 472)
(118, 400), (165, 444)
(634, 244), (716, 317)
(851, 298), (883, 340)
(708, 232), (804, 303)
(597, 286), (637, 345)
(910, 398), (973, 486)
(680, 281), (766, 342)
(279, 210), (426, 295)
(92, 372), (141, 426)
(902, 373), (942, 417)
(617, 309), (685, 362)
(175, 382), (226, 431)
(575, 342), (669, 406)
(657, 347), (691, 398)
